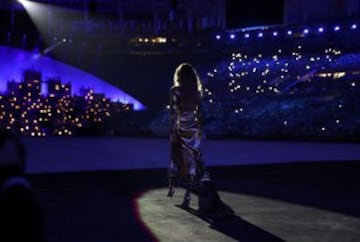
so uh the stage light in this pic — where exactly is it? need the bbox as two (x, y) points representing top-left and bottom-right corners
(318, 27), (324, 33)
(287, 30), (292, 35)
(273, 32), (278, 36)
(258, 32), (263, 38)
(216, 35), (221, 40)
(18, 0), (26, 4)
(244, 33), (250, 38)
(334, 26), (340, 31)
(62, 38), (66, 42)
(230, 34), (235, 39)
(303, 29), (309, 34)
(351, 24), (357, 30)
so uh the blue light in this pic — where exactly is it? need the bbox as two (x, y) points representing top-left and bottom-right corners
(287, 30), (292, 35)
(273, 31), (278, 36)
(244, 33), (250, 38)
(230, 34), (235, 39)
(303, 29), (309, 34)
(318, 27), (324, 33)
(334, 26), (340, 31)
(216, 35), (221, 40)
(41, 82), (48, 96)
(0, 46), (146, 110)
(351, 24), (357, 30)
(258, 32), (263, 38)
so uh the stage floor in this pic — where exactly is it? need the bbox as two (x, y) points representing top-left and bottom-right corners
(22, 138), (360, 241)
(23, 137), (360, 173)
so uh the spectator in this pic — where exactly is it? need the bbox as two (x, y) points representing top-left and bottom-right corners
(0, 130), (44, 242)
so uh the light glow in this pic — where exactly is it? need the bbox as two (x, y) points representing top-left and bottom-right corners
(0, 46), (146, 110)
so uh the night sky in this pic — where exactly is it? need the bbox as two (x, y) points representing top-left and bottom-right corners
(226, 0), (284, 29)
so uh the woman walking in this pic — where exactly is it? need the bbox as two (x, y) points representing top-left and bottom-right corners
(167, 63), (210, 206)
(166, 63), (233, 218)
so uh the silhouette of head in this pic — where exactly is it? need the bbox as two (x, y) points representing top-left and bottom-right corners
(173, 63), (202, 107)
(174, 63), (201, 91)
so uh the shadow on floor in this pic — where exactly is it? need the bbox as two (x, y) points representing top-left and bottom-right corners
(176, 204), (285, 242)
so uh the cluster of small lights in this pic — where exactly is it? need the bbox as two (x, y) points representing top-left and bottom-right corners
(207, 46), (344, 97)
(0, 69), (134, 136)
(138, 37), (167, 44)
(203, 44), (359, 131)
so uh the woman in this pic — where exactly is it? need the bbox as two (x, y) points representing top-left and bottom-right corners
(167, 63), (210, 207)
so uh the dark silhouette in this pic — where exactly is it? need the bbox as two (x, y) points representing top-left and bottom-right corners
(176, 205), (286, 242)
(0, 131), (44, 242)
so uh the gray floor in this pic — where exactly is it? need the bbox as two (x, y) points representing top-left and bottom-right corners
(139, 188), (360, 242)
(24, 138), (360, 241)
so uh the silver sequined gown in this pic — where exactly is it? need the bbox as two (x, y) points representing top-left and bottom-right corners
(168, 87), (209, 183)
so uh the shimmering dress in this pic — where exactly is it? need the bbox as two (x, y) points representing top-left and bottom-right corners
(168, 87), (209, 184)
(167, 87), (234, 217)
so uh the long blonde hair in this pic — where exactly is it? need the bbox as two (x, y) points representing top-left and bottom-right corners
(173, 63), (203, 106)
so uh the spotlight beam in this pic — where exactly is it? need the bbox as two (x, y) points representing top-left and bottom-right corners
(33, 39), (67, 59)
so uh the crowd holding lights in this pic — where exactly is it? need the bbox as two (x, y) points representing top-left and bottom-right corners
(205, 46), (351, 98)
(0, 69), (134, 136)
(196, 41), (360, 140)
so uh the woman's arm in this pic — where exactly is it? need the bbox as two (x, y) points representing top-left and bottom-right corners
(169, 87), (178, 140)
